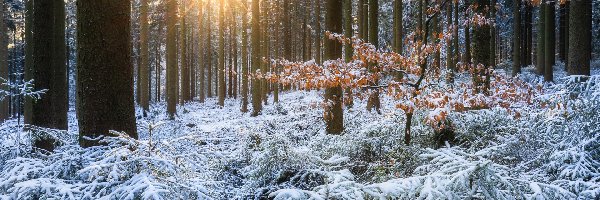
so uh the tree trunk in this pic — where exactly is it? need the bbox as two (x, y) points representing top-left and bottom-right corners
(433, 15), (441, 71)
(464, 21), (471, 64)
(218, 0), (225, 107)
(472, 0), (491, 94)
(536, 5), (545, 74)
(155, 20), (162, 102)
(368, 0), (378, 48)
(525, 4), (533, 66)
(52, 0), (67, 131)
(284, 0), (291, 63)
(251, 0), (262, 116)
(393, 0), (403, 54)
(559, 2), (569, 62)
(0, 1), (8, 122)
(228, 11), (234, 98)
(343, 0), (354, 62)
(261, 0), (269, 105)
(241, 0), (249, 112)
(324, 0), (344, 135)
(140, 0), (149, 116)
(315, 0), (322, 64)
(199, 1), (205, 103)
(207, 7), (213, 98)
(567, 0), (591, 76)
(358, 0), (365, 40)
(232, 10), (238, 99)
(544, 0), (555, 82)
(446, 2), (454, 82)
(512, 0), (521, 76)
(343, 0), (353, 108)
(303, 0), (308, 61)
(453, 0), (459, 66)
(190, 28), (196, 100)
(366, 0), (380, 113)
(490, 0), (496, 67)
(417, 0), (423, 36)
(181, 2), (190, 104)
(26, 0), (68, 151)
(166, 0), (178, 118)
(77, 0), (137, 147)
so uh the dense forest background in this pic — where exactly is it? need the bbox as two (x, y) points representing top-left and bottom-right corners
(0, 0), (599, 199)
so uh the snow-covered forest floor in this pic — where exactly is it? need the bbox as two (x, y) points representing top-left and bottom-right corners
(1, 62), (600, 199)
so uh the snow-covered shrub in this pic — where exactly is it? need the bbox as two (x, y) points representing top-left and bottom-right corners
(546, 136), (600, 198)
(270, 146), (577, 200)
(0, 128), (211, 200)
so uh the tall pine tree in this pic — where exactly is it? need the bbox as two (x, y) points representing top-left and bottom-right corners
(77, 0), (137, 147)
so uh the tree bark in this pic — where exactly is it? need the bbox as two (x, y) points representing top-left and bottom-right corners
(25, 0), (68, 151)
(241, 0), (249, 112)
(199, 1), (205, 103)
(324, 0), (344, 134)
(261, 0), (269, 105)
(0, 1), (8, 122)
(218, 0), (226, 107)
(567, 0), (591, 76)
(232, 9), (238, 99)
(393, 0), (403, 54)
(490, 0), (496, 67)
(251, 0), (262, 116)
(536, 5), (545, 74)
(525, 4), (533, 65)
(446, 2), (454, 82)
(472, 0), (491, 94)
(207, 6), (213, 98)
(343, 0), (354, 62)
(366, 0), (380, 113)
(358, 0), (365, 40)
(343, 0), (353, 108)
(559, 1), (569, 62)
(544, 0), (555, 82)
(513, 0), (521, 76)
(181, 2), (190, 104)
(140, 0), (149, 116)
(77, 0), (137, 147)
(315, 0), (322, 64)
(166, 0), (178, 118)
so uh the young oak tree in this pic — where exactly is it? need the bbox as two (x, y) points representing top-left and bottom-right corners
(264, 0), (537, 145)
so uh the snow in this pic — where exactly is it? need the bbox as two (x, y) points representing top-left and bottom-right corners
(1, 64), (600, 199)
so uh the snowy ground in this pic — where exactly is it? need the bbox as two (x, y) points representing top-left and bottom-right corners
(1, 62), (599, 199)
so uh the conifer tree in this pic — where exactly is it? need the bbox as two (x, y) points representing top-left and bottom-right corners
(77, 0), (137, 147)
